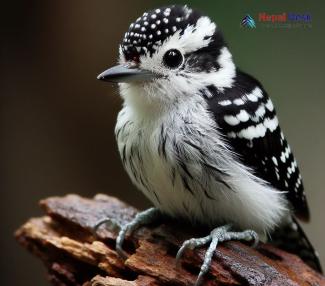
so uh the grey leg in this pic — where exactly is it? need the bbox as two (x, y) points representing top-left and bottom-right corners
(116, 207), (160, 258)
(176, 224), (259, 286)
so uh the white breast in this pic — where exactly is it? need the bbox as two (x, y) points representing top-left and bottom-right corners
(115, 97), (288, 234)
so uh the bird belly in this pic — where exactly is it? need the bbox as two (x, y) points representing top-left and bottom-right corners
(115, 105), (287, 233)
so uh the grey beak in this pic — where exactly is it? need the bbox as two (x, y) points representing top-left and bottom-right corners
(97, 64), (157, 83)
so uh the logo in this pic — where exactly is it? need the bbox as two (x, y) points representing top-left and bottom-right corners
(241, 15), (256, 28)
(259, 12), (311, 23)
(241, 12), (312, 29)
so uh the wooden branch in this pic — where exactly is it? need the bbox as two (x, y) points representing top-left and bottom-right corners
(16, 194), (325, 286)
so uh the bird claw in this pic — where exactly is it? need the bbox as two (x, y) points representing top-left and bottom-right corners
(176, 224), (259, 286)
(93, 207), (160, 259)
(92, 217), (121, 236)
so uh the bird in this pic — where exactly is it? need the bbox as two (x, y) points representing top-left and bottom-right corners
(96, 5), (322, 285)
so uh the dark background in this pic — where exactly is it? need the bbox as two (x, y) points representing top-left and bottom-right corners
(1, 1), (324, 285)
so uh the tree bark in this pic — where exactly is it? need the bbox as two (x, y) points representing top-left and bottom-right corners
(15, 194), (325, 286)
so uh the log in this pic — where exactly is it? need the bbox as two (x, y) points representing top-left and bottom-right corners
(15, 194), (325, 286)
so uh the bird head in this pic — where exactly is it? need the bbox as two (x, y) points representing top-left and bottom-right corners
(98, 5), (236, 110)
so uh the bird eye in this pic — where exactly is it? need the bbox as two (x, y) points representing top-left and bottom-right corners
(163, 49), (183, 69)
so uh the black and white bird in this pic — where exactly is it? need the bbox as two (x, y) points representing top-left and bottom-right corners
(97, 5), (322, 284)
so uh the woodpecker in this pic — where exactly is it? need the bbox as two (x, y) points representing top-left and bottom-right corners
(97, 5), (322, 284)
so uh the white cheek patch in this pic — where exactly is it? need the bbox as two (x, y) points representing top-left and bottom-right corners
(131, 46), (236, 105)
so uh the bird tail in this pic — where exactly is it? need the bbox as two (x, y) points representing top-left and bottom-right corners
(268, 216), (323, 273)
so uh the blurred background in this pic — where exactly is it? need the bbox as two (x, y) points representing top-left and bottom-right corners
(1, 0), (324, 285)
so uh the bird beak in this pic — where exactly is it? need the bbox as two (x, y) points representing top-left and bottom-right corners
(97, 64), (157, 83)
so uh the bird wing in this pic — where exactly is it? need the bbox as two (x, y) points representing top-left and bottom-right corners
(204, 70), (309, 221)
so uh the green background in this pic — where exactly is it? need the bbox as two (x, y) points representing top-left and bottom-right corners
(2, 1), (324, 284)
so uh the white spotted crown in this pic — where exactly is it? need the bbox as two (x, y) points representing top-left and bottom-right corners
(121, 5), (202, 61)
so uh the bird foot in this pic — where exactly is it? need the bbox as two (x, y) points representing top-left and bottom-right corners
(93, 207), (160, 259)
(176, 224), (259, 286)
(94, 214), (258, 285)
